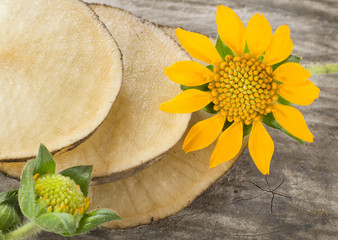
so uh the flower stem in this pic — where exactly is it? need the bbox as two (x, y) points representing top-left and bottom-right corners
(3, 222), (41, 240)
(306, 63), (338, 74)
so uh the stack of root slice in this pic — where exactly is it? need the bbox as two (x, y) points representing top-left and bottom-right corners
(0, 3), (249, 228)
(0, 2), (191, 183)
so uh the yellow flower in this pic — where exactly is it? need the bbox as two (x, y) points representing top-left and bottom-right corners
(160, 5), (320, 175)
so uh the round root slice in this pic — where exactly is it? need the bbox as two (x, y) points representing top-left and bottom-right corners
(0, 5), (191, 182)
(0, 0), (122, 161)
(89, 111), (248, 229)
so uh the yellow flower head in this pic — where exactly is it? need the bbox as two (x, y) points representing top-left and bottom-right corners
(160, 5), (320, 175)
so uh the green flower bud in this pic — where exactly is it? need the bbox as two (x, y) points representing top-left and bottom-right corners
(35, 173), (90, 216)
(0, 190), (23, 233)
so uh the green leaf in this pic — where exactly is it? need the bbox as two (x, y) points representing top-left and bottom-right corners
(202, 102), (218, 114)
(35, 212), (76, 236)
(60, 166), (93, 197)
(243, 123), (253, 137)
(33, 144), (56, 175)
(215, 36), (234, 60)
(75, 209), (121, 235)
(18, 160), (38, 220)
(262, 113), (305, 145)
(271, 55), (302, 71)
(0, 231), (4, 240)
(180, 83), (209, 92)
(277, 95), (292, 106)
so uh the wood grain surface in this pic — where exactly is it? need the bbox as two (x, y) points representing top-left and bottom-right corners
(1, 0), (337, 239)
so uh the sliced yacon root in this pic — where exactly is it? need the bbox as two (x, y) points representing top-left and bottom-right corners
(0, 4), (191, 182)
(0, 0), (122, 161)
(89, 111), (248, 228)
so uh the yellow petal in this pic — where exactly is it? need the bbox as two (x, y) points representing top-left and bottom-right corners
(264, 25), (293, 66)
(273, 62), (311, 85)
(277, 80), (320, 105)
(271, 104), (314, 142)
(210, 121), (243, 168)
(245, 13), (272, 58)
(159, 89), (212, 114)
(164, 61), (214, 86)
(176, 28), (222, 65)
(183, 114), (225, 153)
(216, 5), (245, 56)
(249, 121), (274, 175)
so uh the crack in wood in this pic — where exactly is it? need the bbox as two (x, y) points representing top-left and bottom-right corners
(231, 227), (285, 237)
(249, 176), (292, 214)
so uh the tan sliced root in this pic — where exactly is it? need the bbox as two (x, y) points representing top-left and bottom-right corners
(0, 0), (122, 161)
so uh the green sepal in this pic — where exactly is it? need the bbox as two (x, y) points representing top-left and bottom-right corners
(35, 212), (76, 236)
(0, 231), (4, 240)
(60, 165), (93, 197)
(36, 197), (48, 216)
(0, 190), (23, 233)
(19, 144), (56, 220)
(73, 212), (83, 226)
(277, 95), (292, 106)
(215, 36), (235, 60)
(222, 120), (232, 131)
(180, 83), (209, 92)
(75, 209), (121, 235)
(18, 160), (38, 220)
(206, 64), (214, 71)
(262, 113), (305, 145)
(244, 43), (250, 54)
(222, 121), (252, 137)
(243, 123), (253, 137)
(202, 102), (218, 114)
(33, 144), (56, 175)
(271, 55), (302, 71)
(258, 55), (264, 62)
(0, 190), (18, 204)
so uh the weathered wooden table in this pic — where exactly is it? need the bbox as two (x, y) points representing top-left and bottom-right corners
(1, 0), (337, 239)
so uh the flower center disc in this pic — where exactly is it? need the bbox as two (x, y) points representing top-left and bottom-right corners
(208, 53), (278, 125)
(35, 173), (89, 215)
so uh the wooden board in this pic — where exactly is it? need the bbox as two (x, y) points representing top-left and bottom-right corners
(1, 0), (337, 239)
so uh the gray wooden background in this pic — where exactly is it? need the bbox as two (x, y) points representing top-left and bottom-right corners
(1, 0), (337, 239)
